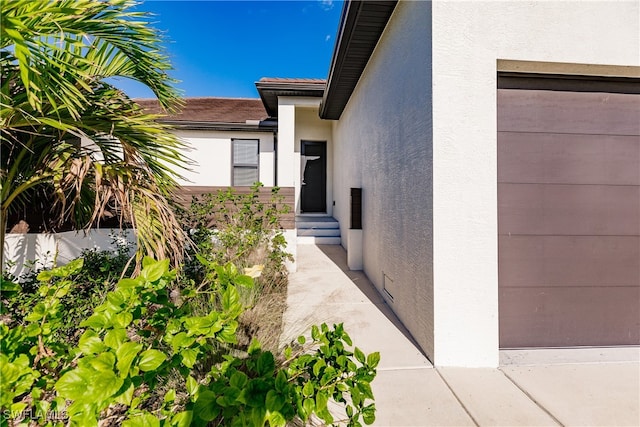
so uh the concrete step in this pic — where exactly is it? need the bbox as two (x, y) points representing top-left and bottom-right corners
(297, 228), (341, 237)
(296, 217), (339, 230)
(297, 236), (342, 245)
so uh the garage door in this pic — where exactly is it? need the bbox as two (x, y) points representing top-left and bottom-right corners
(498, 75), (640, 348)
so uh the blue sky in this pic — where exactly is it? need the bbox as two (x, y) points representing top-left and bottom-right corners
(113, 0), (343, 99)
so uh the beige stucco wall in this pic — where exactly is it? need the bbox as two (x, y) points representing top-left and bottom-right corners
(277, 97), (332, 215)
(174, 129), (275, 187)
(332, 1), (435, 360)
(295, 106), (334, 215)
(332, 0), (640, 367)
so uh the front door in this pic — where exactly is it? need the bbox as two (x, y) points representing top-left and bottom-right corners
(301, 141), (326, 213)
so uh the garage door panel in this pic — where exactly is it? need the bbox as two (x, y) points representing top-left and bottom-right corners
(498, 90), (640, 135)
(498, 80), (640, 349)
(499, 235), (640, 287)
(499, 286), (640, 348)
(498, 183), (640, 236)
(498, 133), (640, 185)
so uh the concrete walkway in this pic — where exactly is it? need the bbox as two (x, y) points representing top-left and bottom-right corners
(282, 244), (640, 427)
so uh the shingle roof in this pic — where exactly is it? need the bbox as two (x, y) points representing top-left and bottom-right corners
(135, 97), (268, 123)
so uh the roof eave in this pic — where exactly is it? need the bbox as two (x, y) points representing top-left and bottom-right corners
(159, 120), (277, 132)
(255, 81), (326, 117)
(320, 0), (398, 120)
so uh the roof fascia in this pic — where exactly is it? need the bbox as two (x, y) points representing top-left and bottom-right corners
(159, 120), (277, 132)
(277, 96), (322, 107)
(255, 81), (325, 117)
(320, 0), (397, 120)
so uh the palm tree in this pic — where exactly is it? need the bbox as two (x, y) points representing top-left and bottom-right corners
(1, 0), (191, 267)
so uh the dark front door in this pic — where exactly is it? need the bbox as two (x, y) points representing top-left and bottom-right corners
(301, 141), (326, 213)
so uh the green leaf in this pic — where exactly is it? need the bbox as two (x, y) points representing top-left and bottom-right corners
(55, 368), (91, 400)
(114, 381), (135, 406)
(354, 347), (366, 364)
(302, 381), (314, 398)
(318, 408), (334, 425)
(248, 338), (261, 354)
(140, 258), (169, 283)
(171, 411), (193, 427)
(171, 332), (195, 351)
(116, 342), (143, 376)
(193, 390), (219, 421)
(25, 302), (45, 322)
(358, 382), (374, 400)
(138, 349), (166, 372)
(164, 388), (176, 403)
(313, 359), (326, 377)
(302, 398), (315, 418)
(265, 390), (284, 412)
(118, 278), (140, 289)
(81, 313), (107, 330)
(78, 332), (105, 355)
(221, 285), (239, 312)
(362, 404), (376, 425)
(233, 275), (254, 288)
(230, 371), (248, 389)
(104, 328), (128, 349)
(257, 351), (275, 376)
(274, 370), (287, 392)
(0, 279), (21, 296)
(180, 348), (199, 369)
(343, 331), (353, 346)
(186, 376), (199, 397)
(297, 335), (306, 345)
(316, 390), (329, 413)
(92, 370), (124, 401)
(107, 290), (128, 307)
(122, 412), (160, 427)
(37, 258), (84, 281)
(88, 352), (116, 372)
(367, 352), (381, 369)
(267, 411), (286, 427)
(346, 404), (354, 418)
(114, 311), (134, 328)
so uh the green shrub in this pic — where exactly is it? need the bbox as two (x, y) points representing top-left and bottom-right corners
(175, 184), (293, 353)
(1, 233), (134, 342)
(0, 257), (378, 426)
(176, 183), (292, 292)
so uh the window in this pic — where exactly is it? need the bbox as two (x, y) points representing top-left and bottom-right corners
(232, 139), (259, 186)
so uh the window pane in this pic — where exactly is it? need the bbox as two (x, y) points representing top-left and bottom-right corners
(233, 140), (258, 165)
(233, 166), (259, 186)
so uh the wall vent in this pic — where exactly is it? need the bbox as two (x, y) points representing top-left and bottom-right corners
(383, 272), (394, 302)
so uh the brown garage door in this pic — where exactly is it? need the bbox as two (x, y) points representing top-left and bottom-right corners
(498, 75), (640, 348)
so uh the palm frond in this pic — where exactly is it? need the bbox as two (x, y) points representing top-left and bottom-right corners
(1, 0), (191, 267)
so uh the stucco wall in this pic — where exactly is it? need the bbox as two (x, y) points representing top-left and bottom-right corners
(174, 129), (275, 187)
(332, 1), (435, 359)
(277, 97), (332, 215)
(295, 107), (334, 215)
(332, 0), (639, 367)
(431, 0), (640, 367)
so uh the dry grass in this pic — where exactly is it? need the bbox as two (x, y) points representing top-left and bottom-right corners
(237, 286), (287, 354)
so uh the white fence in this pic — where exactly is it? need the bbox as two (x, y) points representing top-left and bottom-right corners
(3, 228), (297, 278)
(2, 229), (136, 278)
